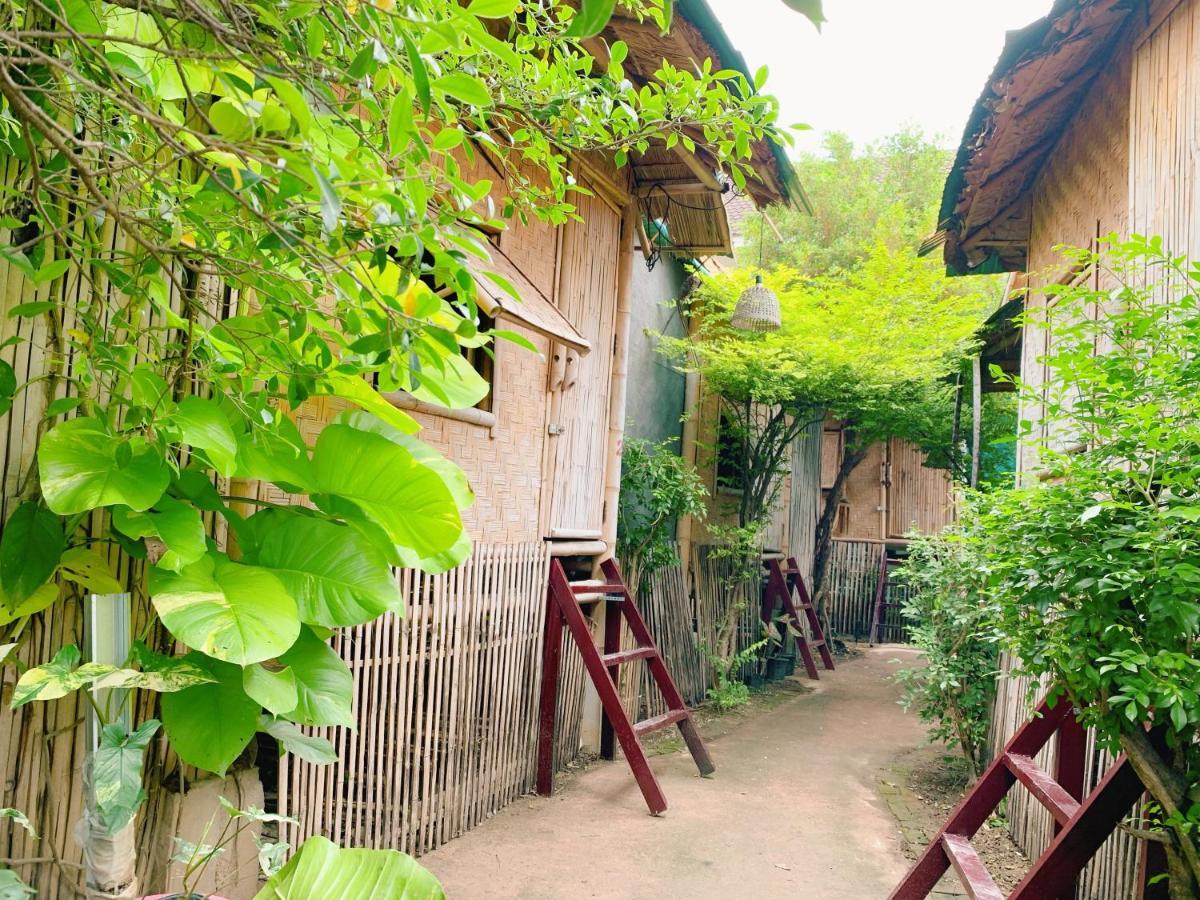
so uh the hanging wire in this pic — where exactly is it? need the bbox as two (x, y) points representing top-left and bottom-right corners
(636, 177), (745, 271)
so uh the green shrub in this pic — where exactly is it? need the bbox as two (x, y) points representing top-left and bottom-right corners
(894, 523), (998, 779)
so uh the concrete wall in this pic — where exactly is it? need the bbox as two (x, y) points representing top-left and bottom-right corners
(625, 257), (689, 448)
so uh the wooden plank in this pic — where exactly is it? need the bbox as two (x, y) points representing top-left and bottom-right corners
(942, 835), (1005, 900)
(1005, 753), (1082, 826)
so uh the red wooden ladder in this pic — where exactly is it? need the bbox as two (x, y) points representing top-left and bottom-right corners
(869, 546), (902, 645)
(535, 557), (714, 815)
(762, 557), (834, 680)
(891, 695), (1158, 899)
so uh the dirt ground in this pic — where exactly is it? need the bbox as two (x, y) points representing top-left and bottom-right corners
(421, 645), (944, 899)
(880, 745), (1030, 897)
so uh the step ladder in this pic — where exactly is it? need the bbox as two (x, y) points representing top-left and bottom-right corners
(869, 547), (902, 645)
(891, 695), (1159, 899)
(535, 557), (714, 815)
(762, 557), (834, 680)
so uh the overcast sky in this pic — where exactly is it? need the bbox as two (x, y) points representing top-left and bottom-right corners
(707, 0), (1053, 156)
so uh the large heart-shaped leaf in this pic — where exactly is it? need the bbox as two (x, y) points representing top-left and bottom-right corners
(113, 497), (207, 573)
(250, 509), (402, 628)
(0, 583), (59, 627)
(38, 419), (169, 514)
(172, 396), (238, 477)
(92, 719), (160, 833)
(235, 421), (315, 492)
(338, 411), (473, 510)
(0, 502), (63, 607)
(253, 835), (444, 900)
(11, 644), (115, 707)
(161, 654), (260, 776)
(57, 547), (124, 594)
(277, 627), (353, 728)
(313, 424), (463, 563)
(244, 662), (298, 715)
(150, 552), (299, 665)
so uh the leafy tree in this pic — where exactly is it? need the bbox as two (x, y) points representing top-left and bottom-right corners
(740, 129), (952, 275)
(974, 237), (1200, 897)
(0, 0), (822, 880)
(672, 240), (997, 593)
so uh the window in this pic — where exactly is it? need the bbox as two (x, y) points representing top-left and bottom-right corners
(462, 310), (496, 413)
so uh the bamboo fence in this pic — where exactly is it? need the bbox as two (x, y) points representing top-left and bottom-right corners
(823, 539), (912, 643)
(990, 663), (1144, 900)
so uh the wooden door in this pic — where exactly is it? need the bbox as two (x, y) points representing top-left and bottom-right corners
(542, 191), (621, 538)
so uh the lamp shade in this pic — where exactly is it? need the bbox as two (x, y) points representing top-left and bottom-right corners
(730, 274), (780, 332)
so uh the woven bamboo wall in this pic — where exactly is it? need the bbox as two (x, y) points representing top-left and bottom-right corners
(825, 432), (954, 542)
(279, 542), (557, 856)
(886, 439), (956, 538)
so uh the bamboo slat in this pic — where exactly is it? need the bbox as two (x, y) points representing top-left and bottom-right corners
(281, 542), (554, 857)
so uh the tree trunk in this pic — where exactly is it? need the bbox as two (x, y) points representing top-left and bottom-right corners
(812, 442), (867, 596)
(1118, 730), (1200, 891)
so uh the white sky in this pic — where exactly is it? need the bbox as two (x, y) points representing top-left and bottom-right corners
(707, 0), (1053, 156)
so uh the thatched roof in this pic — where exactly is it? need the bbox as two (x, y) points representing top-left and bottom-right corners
(922, 0), (1134, 276)
(601, 0), (807, 256)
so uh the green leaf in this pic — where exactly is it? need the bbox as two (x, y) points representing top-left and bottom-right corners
(0, 644), (17, 667)
(250, 509), (402, 628)
(235, 424), (314, 491)
(401, 32), (430, 114)
(253, 835), (444, 900)
(312, 424), (463, 562)
(780, 0), (825, 30)
(161, 654), (259, 776)
(33, 259), (71, 284)
(92, 719), (160, 833)
(466, 0), (519, 17)
(150, 551), (300, 665)
(326, 373), (419, 435)
(387, 90), (414, 156)
(563, 0), (616, 38)
(61, 0), (103, 33)
(277, 627), (353, 728)
(265, 76), (314, 136)
(0, 359), (15, 416)
(432, 73), (491, 108)
(244, 662), (298, 715)
(117, 496), (208, 573)
(7, 302), (53, 319)
(0, 502), (63, 607)
(58, 547), (123, 594)
(0, 808), (36, 839)
(338, 411), (472, 510)
(11, 644), (115, 708)
(0, 868), (34, 900)
(173, 396), (238, 477)
(409, 350), (489, 410)
(91, 642), (215, 693)
(260, 716), (337, 765)
(38, 419), (169, 514)
(0, 583), (59, 627)
(311, 164), (341, 232)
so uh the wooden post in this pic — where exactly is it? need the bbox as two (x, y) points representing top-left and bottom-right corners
(676, 369), (702, 568)
(970, 354), (982, 488)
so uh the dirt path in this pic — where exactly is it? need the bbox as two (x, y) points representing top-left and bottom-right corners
(421, 646), (930, 899)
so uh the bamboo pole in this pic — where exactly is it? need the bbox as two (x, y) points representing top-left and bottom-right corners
(970, 354), (982, 488)
(599, 202), (638, 562)
(676, 369), (702, 567)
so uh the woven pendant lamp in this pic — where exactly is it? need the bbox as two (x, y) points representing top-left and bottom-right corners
(731, 274), (780, 331)
(731, 215), (781, 331)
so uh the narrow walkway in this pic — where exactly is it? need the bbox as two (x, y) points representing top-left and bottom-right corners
(422, 646), (927, 899)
